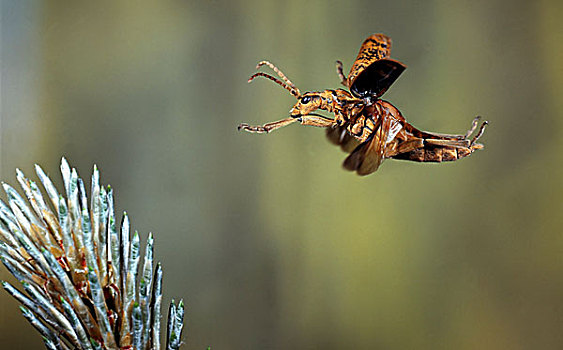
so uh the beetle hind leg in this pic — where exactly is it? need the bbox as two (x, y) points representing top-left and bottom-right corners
(415, 116), (488, 142)
(463, 116), (481, 139)
(470, 120), (488, 146)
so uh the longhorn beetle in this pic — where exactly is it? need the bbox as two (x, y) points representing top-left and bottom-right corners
(238, 34), (487, 175)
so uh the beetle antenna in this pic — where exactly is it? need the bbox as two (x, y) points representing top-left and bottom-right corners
(248, 72), (301, 98)
(255, 60), (299, 92)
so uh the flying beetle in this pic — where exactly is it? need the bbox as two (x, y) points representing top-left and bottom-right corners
(238, 34), (487, 175)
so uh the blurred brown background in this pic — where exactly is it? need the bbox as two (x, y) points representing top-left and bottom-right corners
(1, 0), (562, 349)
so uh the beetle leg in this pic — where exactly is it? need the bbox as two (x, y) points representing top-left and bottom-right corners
(463, 116), (482, 139)
(298, 114), (337, 128)
(413, 131), (486, 154)
(470, 120), (488, 145)
(425, 138), (471, 148)
(238, 114), (338, 133)
(238, 117), (298, 133)
(336, 60), (348, 87)
(411, 117), (486, 141)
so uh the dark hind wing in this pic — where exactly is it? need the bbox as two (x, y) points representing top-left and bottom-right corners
(326, 125), (361, 153)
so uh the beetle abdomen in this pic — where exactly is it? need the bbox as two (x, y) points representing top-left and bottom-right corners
(392, 144), (474, 163)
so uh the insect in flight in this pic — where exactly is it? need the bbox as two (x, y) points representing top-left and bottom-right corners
(238, 34), (488, 175)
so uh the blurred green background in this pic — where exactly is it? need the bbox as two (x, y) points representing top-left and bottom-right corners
(1, 0), (562, 349)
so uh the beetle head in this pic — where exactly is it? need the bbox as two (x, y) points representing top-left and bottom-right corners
(290, 92), (322, 117)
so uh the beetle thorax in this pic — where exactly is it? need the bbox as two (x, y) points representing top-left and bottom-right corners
(318, 89), (354, 113)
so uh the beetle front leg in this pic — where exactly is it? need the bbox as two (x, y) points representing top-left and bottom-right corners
(298, 114), (337, 128)
(238, 115), (336, 133)
(238, 117), (298, 133)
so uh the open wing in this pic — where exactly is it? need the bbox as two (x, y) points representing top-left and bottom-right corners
(326, 125), (361, 153)
(342, 135), (384, 175)
(347, 34), (406, 99)
(342, 108), (403, 175)
(349, 59), (406, 99)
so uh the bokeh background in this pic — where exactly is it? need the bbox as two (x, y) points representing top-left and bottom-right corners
(1, 0), (562, 349)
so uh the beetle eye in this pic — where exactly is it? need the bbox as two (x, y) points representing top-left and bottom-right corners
(301, 96), (311, 104)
